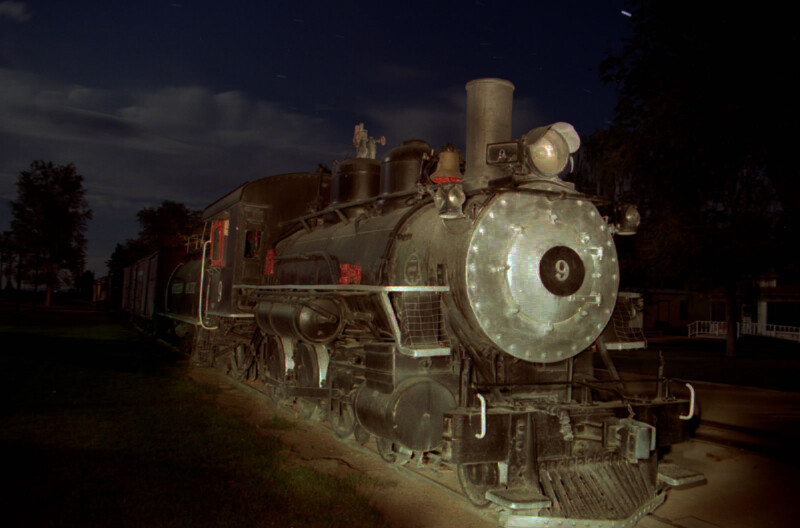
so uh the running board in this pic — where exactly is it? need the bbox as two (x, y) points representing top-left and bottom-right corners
(658, 463), (706, 487)
(497, 493), (666, 528)
(486, 488), (551, 511)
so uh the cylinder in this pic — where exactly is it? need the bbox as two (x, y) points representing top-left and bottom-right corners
(355, 377), (456, 451)
(254, 299), (343, 344)
(464, 78), (514, 191)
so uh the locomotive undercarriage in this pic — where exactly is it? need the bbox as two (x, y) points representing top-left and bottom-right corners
(187, 307), (696, 527)
(444, 393), (691, 524)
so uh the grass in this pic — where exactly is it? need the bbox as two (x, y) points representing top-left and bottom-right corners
(1, 308), (388, 528)
(260, 415), (300, 431)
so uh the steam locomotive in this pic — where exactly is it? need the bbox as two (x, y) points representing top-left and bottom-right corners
(131, 79), (703, 526)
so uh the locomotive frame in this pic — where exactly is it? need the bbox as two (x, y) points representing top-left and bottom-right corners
(128, 78), (703, 527)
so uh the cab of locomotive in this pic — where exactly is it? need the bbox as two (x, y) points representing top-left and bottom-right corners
(197, 172), (332, 321)
(199, 189), (258, 318)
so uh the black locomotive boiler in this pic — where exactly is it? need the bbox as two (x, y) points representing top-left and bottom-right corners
(158, 78), (703, 527)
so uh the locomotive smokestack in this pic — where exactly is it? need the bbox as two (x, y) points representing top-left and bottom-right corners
(464, 78), (515, 191)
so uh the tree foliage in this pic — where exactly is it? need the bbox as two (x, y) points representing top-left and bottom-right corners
(105, 200), (202, 308)
(579, 1), (799, 353)
(8, 161), (92, 301)
(582, 1), (798, 288)
(135, 200), (203, 252)
(106, 200), (202, 286)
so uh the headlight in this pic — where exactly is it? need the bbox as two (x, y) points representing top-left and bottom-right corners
(522, 122), (580, 177)
(485, 122), (580, 180)
(614, 203), (640, 235)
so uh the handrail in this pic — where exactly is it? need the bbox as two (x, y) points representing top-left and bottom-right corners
(679, 383), (695, 420)
(197, 240), (218, 330)
(475, 393), (487, 439)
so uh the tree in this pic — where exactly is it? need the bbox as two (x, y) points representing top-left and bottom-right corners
(135, 200), (203, 252)
(105, 201), (202, 309)
(590, 1), (799, 355)
(9, 161), (92, 306)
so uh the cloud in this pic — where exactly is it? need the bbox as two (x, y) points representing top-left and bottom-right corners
(0, 68), (345, 274)
(0, 68), (549, 276)
(362, 85), (465, 150)
(361, 84), (547, 153)
(0, 1), (30, 22)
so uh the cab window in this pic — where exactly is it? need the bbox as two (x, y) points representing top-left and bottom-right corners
(244, 230), (262, 259)
(210, 219), (228, 267)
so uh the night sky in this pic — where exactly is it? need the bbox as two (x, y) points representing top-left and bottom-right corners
(0, 1), (630, 275)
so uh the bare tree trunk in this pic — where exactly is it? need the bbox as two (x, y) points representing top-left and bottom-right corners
(15, 251), (22, 324)
(725, 282), (737, 357)
(33, 253), (39, 313)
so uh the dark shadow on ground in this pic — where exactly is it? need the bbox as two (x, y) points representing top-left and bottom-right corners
(600, 336), (800, 391)
(1, 306), (387, 528)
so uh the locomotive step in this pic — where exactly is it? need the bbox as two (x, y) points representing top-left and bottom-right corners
(485, 488), (552, 510)
(657, 463), (706, 487)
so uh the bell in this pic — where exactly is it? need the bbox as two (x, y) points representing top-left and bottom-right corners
(431, 151), (462, 183)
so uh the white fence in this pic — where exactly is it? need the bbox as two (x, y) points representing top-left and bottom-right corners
(687, 321), (729, 338)
(688, 321), (800, 342)
(738, 322), (800, 342)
